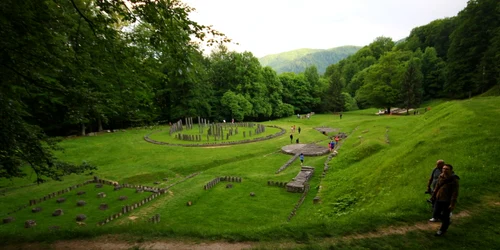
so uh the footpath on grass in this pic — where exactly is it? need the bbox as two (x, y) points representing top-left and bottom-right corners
(2, 208), (483, 250)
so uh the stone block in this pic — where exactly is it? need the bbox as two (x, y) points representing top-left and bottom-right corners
(3, 217), (14, 224)
(52, 209), (63, 216)
(25, 220), (36, 228)
(76, 214), (87, 221)
(32, 207), (42, 213)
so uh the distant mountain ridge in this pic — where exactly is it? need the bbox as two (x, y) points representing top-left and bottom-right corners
(259, 45), (361, 74)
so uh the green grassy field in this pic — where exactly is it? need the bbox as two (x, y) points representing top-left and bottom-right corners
(1, 97), (500, 249)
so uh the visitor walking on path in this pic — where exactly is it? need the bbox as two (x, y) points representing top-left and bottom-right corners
(334, 136), (340, 147)
(290, 134), (293, 144)
(429, 164), (459, 236)
(299, 153), (304, 166)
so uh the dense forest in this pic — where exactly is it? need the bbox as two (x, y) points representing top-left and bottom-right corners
(1, 0), (499, 181)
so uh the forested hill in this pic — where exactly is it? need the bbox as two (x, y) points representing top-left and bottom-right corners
(259, 46), (361, 74)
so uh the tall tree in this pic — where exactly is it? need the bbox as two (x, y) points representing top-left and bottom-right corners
(421, 47), (446, 99)
(323, 66), (345, 112)
(356, 51), (409, 113)
(446, 0), (500, 98)
(400, 58), (424, 113)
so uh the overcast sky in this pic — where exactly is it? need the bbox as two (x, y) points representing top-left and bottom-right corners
(183, 0), (469, 58)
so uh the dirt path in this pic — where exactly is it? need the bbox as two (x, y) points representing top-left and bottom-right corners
(3, 211), (471, 250)
(6, 199), (497, 249)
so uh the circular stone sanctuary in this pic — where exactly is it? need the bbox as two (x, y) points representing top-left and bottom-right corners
(144, 117), (286, 147)
(281, 143), (330, 156)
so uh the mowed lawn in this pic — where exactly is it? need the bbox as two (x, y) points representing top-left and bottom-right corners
(1, 97), (500, 248)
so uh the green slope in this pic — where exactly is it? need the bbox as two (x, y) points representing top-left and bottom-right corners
(1, 97), (500, 249)
(259, 45), (361, 74)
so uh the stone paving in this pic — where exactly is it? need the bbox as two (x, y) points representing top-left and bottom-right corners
(281, 143), (330, 156)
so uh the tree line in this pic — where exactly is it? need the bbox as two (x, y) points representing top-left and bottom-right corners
(1, 0), (498, 181)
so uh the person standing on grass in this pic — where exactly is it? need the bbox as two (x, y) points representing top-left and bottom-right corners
(299, 153), (304, 166)
(334, 136), (340, 147)
(340, 112), (343, 119)
(427, 160), (445, 195)
(298, 127), (301, 134)
(290, 134), (293, 144)
(430, 164), (459, 236)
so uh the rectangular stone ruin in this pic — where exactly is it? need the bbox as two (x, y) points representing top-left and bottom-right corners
(286, 167), (315, 193)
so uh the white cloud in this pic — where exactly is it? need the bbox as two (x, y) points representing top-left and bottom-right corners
(184, 0), (468, 57)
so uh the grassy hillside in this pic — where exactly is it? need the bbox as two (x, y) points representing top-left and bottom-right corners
(1, 97), (500, 249)
(259, 46), (361, 74)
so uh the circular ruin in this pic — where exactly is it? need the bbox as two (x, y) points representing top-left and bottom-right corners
(144, 124), (286, 147)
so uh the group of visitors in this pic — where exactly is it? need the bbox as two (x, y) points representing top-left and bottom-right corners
(289, 125), (301, 144)
(425, 159), (460, 236)
(328, 136), (340, 152)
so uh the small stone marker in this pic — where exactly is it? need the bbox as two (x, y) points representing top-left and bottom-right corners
(25, 220), (36, 228)
(97, 192), (106, 198)
(226, 184), (233, 188)
(250, 192), (255, 197)
(32, 207), (42, 213)
(186, 201), (192, 206)
(113, 185), (122, 191)
(95, 184), (103, 188)
(118, 196), (128, 201)
(56, 198), (66, 203)
(76, 214), (87, 222)
(3, 217), (14, 224)
(99, 203), (108, 210)
(77, 200), (86, 207)
(77, 191), (86, 195)
(313, 197), (321, 204)
(136, 189), (143, 193)
(163, 178), (168, 181)
(52, 209), (63, 216)
(154, 181), (160, 185)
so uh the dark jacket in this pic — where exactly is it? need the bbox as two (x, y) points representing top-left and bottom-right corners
(432, 174), (459, 207)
